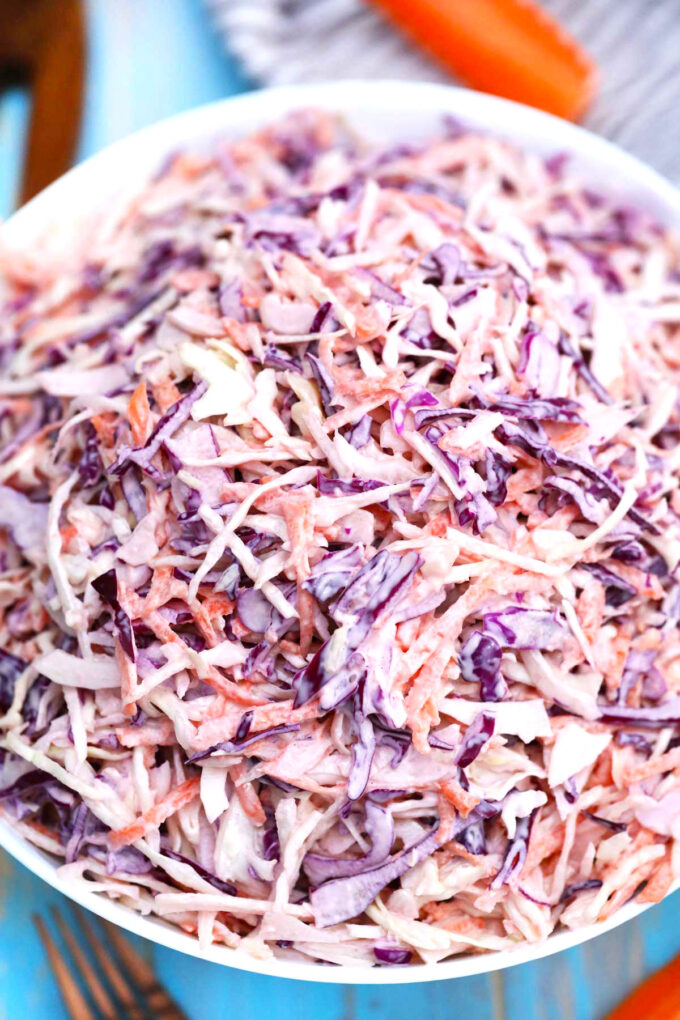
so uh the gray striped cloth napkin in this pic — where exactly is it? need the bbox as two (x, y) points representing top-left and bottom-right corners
(205, 0), (680, 184)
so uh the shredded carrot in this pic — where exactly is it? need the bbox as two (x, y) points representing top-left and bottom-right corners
(637, 853), (675, 905)
(110, 777), (201, 846)
(90, 412), (116, 447)
(439, 777), (480, 817)
(59, 525), (78, 550)
(115, 640), (138, 717)
(116, 720), (176, 747)
(525, 822), (566, 873)
(128, 381), (152, 446)
(151, 377), (182, 412)
(230, 762), (266, 826)
(420, 901), (488, 934)
(624, 747), (680, 784)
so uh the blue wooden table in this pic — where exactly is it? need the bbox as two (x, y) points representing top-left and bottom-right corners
(0, 2), (677, 1016)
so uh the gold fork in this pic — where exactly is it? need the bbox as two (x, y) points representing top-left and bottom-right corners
(34, 905), (187, 1020)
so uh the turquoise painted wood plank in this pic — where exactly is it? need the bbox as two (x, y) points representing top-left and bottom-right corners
(79, 0), (252, 161)
(153, 945), (499, 1020)
(0, 88), (29, 218)
(638, 887), (680, 970)
(7, 837), (677, 1020)
(501, 893), (680, 1020)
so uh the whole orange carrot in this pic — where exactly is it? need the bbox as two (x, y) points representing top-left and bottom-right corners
(368, 0), (598, 120)
(604, 952), (680, 1020)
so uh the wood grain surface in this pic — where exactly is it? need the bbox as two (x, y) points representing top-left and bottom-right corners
(0, 2), (676, 1018)
(1, 849), (678, 1020)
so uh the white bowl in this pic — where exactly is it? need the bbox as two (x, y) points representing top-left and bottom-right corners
(2, 80), (679, 984)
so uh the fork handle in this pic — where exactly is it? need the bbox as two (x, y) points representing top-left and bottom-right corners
(138, 980), (188, 1020)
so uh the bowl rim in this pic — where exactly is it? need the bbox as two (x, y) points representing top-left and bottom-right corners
(2, 78), (680, 984)
(0, 814), (663, 984)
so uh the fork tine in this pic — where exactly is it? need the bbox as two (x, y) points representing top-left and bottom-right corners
(70, 906), (147, 1020)
(101, 919), (189, 1020)
(50, 907), (118, 1020)
(33, 914), (95, 1020)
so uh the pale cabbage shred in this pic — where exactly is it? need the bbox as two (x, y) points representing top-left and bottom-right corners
(0, 111), (679, 967)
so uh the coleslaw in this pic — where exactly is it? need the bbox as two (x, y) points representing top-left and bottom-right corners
(1, 110), (680, 966)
